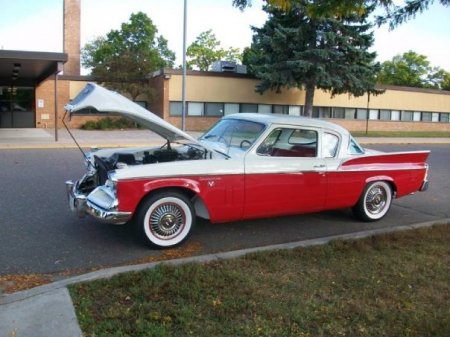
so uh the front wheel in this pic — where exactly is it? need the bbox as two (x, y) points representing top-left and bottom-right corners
(353, 181), (393, 222)
(137, 191), (195, 248)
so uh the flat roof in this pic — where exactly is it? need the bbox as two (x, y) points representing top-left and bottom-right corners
(0, 50), (68, 86)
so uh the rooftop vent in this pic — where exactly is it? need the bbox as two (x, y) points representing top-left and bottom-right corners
(211, 61), (247, 74)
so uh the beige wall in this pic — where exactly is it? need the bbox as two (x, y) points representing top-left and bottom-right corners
(169, 75), (306, 105)
(168, 74), (450, 113)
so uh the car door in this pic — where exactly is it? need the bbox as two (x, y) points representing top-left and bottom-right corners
(243, 126), (327, 219)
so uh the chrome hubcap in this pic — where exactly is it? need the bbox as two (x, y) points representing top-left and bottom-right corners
(149, 203), (185, 239)
(366, 186), (387, 215)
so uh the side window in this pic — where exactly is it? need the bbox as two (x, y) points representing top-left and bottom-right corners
(348, 137), (365, 155)
(257, 128), (317, 157)
(323, 132), (339, 158)
(256, 128), (282, 155)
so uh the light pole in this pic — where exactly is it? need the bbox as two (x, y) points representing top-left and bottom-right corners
(181, 0), (187, 131)
(365, 91), (370, 135)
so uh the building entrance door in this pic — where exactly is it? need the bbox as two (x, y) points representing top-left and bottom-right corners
(0, 86), (35, 128)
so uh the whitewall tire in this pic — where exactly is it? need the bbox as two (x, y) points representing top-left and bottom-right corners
(137, 191), (195, 248)
(353, 181), (393, 222)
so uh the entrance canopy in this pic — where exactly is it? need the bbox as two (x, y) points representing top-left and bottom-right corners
(0, 50), (67, 86)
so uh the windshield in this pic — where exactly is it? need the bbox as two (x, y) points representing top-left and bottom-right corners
(200, 118), (266, 151)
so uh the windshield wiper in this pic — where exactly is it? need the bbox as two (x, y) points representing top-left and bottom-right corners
(213, 148), (230, 159)
(202, 134), (218, 140)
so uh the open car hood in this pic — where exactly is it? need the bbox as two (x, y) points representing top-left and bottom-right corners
(65, 83), (200, 145)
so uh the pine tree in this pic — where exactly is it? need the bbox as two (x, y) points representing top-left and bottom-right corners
(246, 2), (380, 116)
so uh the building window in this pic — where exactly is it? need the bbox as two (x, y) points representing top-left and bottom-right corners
(345, 108), (356, 119)
(312, 107), (331, 118)
(188, 102), (203, 116)
(440, 113), (449, 122)
(391, 110), (400, 121)
(432, 112), (439, 122)
(205, 103), (224, 116)
(273, 105), (289, 114)
(356, 109), (368, 120)
(369, 109), (379, 120)
(289, 106), (301, 116)
(258, 104), (272, 114)
(332, 107), (345, 119)
(169, 101), (182, 116)
(379, 110), (391, 120)
(224, 103), (239, 115)
(413, 111), (421, 121)
(240, 103), (258, 113)
(421, 112), (432, 122)
(401, 111), (413, 121)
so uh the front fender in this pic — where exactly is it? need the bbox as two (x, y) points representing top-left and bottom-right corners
(116, 178), (201, 213)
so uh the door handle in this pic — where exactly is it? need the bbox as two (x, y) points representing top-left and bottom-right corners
(313, 164), (325, 169)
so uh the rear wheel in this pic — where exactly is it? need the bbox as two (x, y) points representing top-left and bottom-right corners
(353, 181), (393, 222)
(137, 191), (195, 248)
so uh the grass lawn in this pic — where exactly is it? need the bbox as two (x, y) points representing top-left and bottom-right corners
(69, 224), (450, 337)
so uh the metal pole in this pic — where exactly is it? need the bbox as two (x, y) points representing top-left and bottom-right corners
(365, 91), (370, 135)
(54, 72), (59, 141)
(181, 0), (187, 131)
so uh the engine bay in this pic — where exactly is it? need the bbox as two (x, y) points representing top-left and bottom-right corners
(77, 143), (208, 194)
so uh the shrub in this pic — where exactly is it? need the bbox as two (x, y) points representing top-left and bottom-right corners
(80, 117), (140, 130)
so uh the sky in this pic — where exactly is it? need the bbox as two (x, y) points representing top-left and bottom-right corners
(0, 0), (449, 74)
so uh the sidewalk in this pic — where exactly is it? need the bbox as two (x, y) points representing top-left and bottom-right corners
(0, 128), (449, 150)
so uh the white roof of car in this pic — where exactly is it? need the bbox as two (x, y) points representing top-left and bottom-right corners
(224, 113), (350, 136)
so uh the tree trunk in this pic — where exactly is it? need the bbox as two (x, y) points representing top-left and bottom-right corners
(304, 81), (315, 117)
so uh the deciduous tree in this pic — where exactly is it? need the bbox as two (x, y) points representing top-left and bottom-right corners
(186, 30), (241, 71)
(81, 12), (175, 100)
(377, 51), (449, 89)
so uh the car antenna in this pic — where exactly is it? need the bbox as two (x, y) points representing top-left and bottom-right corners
(62, 111), (94, 168)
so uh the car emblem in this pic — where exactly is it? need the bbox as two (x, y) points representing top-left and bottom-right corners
(207, 181), (215, 187)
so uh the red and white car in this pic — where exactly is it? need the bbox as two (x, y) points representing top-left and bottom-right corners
(65, 83), (430, 248)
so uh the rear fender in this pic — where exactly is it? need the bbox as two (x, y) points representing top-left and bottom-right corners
(365, 176), (397, 197)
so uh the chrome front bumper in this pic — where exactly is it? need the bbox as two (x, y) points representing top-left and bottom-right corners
(65, 180), (132, 225)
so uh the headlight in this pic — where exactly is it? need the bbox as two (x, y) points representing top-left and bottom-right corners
(105, 172), (118, 192)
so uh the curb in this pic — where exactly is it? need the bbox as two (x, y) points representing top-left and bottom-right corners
(2, 217), (449, 305)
